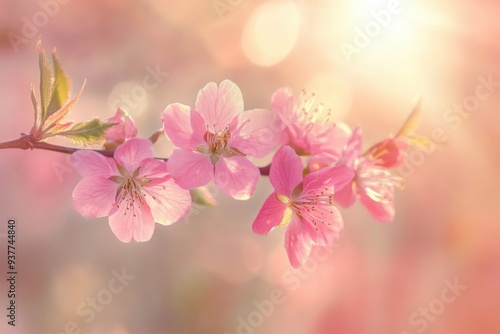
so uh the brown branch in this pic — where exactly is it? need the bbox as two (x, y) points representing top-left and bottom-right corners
(0, 134), (272, 176)
(35, 141), (115, 157)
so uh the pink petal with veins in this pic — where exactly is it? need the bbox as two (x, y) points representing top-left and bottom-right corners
(231, 108), (281, 158)
(252, 193), (287, 235)
(73, 176), (119, 218)
(167, 149), (214, 189)
(108, 202), (155, 242)
(269, 146), (304, 198)
(214, 156), (259, 200)
(162, 103), (206, 150)
(195, 80), (243, 132)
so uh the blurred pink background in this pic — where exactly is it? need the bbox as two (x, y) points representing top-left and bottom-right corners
(1, 0), (500, 333)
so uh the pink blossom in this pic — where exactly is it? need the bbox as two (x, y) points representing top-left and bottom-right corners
(365, 137), (408, 168)
(104, 108), (138, 149)
(252, 146), (354, 268)
(334, 127), (402, 222)
(72, 138), (191, 242)
(272, 87), (351, 171)
(162, 80), (279, 200)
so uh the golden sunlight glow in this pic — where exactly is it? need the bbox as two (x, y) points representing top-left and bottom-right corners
(107, 81), (150, 116)
(313, 0), (444, 119)
(241, 2), (301, 67)
(305, 73), (353, 120)
(339, 0), (424, 67)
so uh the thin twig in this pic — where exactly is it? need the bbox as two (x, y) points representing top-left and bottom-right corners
(0, 134), (272, 175)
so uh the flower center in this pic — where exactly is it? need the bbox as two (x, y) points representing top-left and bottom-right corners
(275, 185), (335, 231)
(295, 90), (332, 134)
(293, 187), (335, 231)
(194, 127), (245, 164)
(205, 127), (231, 153)
(109, 167), (155, 217)
(277, 194), (291, 204)
(356, 159), (404, 204)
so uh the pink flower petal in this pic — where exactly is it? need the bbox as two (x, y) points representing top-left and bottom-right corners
(341, 126), (363, 167)
(269, 146), (304, 198)
(279, 129), (291, 147)
(136, 158), (168, 181)
(123, 113), (138, 138)
(108, 202), (155, 242)
(162, 103), (206, 150)
(214, 156), (259, 200)
(359, 187), (395, 222)
(195, 80), (243, 132)
(285, 217), (314, 268)
(144, 177), (192, 225)
(231, 108), (281, 158)
(167, 149), (213, 189)
(367, 138), (408, 168)
(303, 164), (354, 194)
(72, 150), (118, 178)
(252, 193), (288, 235)
(310, 122), (352, 161)
(107, 108), (123, 123)
(72, 176), (119, 218)
(301, 206), (343, 246)
(307, 156), (333, 173)
(105, 109), (126, 143)
(333, 181), (356, 208)
(271, 87), (295, 130)
(105, 108), (137, 143)
(356, 161), (396, 222)
(114, 138), (154, 173)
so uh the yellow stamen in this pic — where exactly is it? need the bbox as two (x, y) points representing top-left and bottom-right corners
(277, 194), (291, 204)
(278, 207), (293, 228)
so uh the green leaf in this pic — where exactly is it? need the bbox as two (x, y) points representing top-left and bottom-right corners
(30, 84), (40, 127)
(190, 187), (217, 207)
(41, 81), (85, 133)
(38, 41), (54, 120)
(406, 134), (435, 151)
(46, 49), (71, 116)
(396, 98), (421, 139)
(55, 118), (114, 146)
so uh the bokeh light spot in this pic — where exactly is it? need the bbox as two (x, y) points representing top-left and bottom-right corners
(241, 2), (301, 67)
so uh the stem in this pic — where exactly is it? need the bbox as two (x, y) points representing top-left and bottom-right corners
(36, 141), (115, 157)
(148, 129), (164, 144)
(0, 138), (30, 150)
(0, 134), (271, 175)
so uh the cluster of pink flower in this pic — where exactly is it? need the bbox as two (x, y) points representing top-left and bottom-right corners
(72, 80), (416, 268)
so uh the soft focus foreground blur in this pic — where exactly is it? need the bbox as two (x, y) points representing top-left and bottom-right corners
(1, 0), (500, 333)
